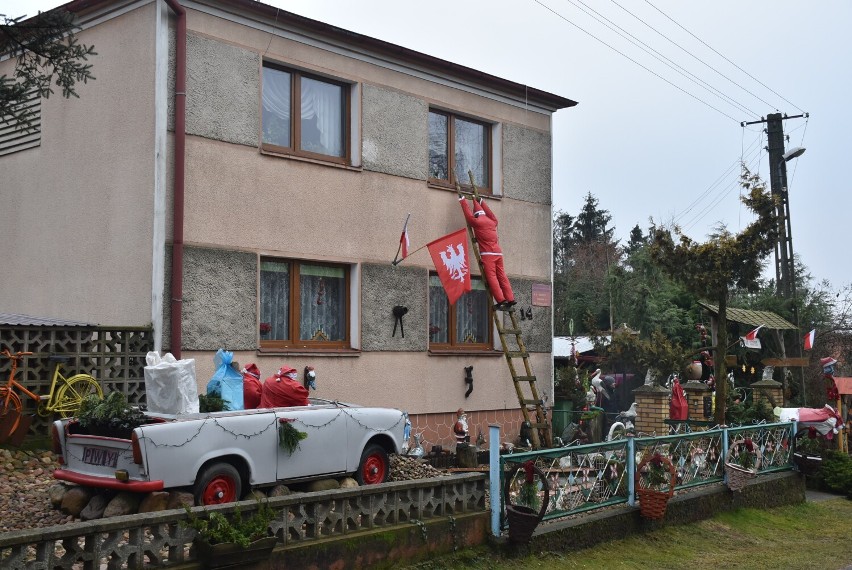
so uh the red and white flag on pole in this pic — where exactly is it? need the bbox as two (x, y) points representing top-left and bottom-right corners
(399, 224), (410, 259)
(741, 325), (764, 349)
(392, 213), (411, 265)
(803, 329), (816, 351)
(427, 228), (471, 305)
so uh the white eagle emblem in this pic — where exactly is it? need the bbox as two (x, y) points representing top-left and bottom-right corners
(440, 243), (468, 282)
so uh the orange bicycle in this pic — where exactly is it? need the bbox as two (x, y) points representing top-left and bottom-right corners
(0, 350), (103, 433)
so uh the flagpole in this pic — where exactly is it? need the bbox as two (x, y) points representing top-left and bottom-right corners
(392, 242), (428, 266)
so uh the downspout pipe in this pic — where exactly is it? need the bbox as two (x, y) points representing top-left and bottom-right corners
(164, 0), (186, 359)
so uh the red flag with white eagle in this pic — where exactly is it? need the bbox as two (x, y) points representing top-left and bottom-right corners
(741, 325), (764, 349)
(803, 329), (815, 351)
(427, 228), (471, 305)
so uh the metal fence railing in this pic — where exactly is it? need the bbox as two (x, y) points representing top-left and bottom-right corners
(490, 421), (798, 535)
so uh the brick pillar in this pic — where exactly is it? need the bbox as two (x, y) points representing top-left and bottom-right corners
(632, 385), (670, 436)
(683, 380), (713, 424)
(751, 378), (783, 410)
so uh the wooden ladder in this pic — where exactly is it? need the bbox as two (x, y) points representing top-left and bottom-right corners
(456, 178), (551, 450)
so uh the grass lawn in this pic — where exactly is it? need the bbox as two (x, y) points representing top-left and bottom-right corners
(405, 498), (852, 570)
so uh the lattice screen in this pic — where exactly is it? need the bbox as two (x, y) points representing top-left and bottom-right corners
(0, 326), (153, 437)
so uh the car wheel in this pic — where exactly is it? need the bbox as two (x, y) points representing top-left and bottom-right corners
(194, 462), (242, 505)
(356, 444), (389, 485)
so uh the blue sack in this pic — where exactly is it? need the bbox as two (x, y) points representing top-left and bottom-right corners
(206, 349), (244, 410)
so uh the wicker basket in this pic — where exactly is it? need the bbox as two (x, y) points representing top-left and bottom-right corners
(792, 428), (824, 476)
(635, 453), (676, 520)
(792, 452), (823, 476)
(503, 462), (550, 544)
(724, 441), (762, 492)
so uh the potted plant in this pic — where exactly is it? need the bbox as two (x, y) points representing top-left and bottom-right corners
(183, 501), (276, 569)
(725, 437), (761, 491)
(504, 460), (549, 544)
(635, 451), (676, 519)
(792, 427), (824, 476)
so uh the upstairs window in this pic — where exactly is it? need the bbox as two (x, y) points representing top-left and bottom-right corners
(262, 63), (349, 163)
(429, 275), (491, 350)
(260, 259), (350, 349)
(428, 110), (490, 192)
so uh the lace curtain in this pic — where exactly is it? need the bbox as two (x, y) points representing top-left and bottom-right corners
(261, 67), (291, 148)
(299, 265), (345, 341)
(300, 77), (343, 157)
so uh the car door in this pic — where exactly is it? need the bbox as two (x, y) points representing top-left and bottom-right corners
(275, 405), (349, 481)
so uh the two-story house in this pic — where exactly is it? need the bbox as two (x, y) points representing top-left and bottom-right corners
(0, 0), (576, 447)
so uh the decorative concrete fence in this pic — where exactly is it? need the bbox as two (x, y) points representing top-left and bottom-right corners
(0, 473), (486, 569)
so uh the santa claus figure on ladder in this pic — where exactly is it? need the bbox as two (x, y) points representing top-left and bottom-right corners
(458, 192), (516, 311)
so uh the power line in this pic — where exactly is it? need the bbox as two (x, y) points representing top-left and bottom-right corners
(531, 0), (741, 122)
(673, 134), (762, 224)
(567, 0), (759, 118)
(680, 142), (764, 232)
(608, 0), (780, 114)
(642, 0), (805, 114)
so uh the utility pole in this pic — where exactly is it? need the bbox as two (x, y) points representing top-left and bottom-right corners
(767, 113), (794, 298)
(742, 111), (809, 402)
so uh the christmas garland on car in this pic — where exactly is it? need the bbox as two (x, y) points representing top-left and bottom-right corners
(277, 418), (308, 454)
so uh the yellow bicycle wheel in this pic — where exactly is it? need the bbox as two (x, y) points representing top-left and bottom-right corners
(53, 375), (103, 417)
(0, 388), (23, 433)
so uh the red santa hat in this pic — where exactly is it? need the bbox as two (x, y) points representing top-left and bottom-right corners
(242, 363), (260, 379)
(276, 366), (298, 379)
(820, 357), (837, 369)
(473, 201), (485, 217)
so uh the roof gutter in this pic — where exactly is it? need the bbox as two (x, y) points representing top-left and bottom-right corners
(165, 0), (186, 359)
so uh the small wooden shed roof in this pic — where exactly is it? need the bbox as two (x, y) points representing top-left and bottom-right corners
(698, 303), (797, 330)
(0, 312), (94, 327)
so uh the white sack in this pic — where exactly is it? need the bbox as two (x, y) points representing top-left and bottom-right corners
(144, 351), (199, 414)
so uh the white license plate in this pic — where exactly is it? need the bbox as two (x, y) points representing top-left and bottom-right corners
(81, 446), (119, 468)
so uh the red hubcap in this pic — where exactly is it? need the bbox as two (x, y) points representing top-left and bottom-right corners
(362, 454), (386, 485)
(203, 476), (236, 504)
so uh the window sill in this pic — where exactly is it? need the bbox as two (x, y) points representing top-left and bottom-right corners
(428, 348), (504, 357)
(260, 147), (362, 172)
(257, 348), (361, 357)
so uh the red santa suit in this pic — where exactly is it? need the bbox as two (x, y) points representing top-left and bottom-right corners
(459, 196), (515, 306)
(260, 366), (310, 408)
(241, 363), (262, 410)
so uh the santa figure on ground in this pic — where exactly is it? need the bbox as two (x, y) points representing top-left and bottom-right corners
(458, 193), (515, 310)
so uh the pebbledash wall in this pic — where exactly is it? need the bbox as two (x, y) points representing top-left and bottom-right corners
(0, 0), (575, 448)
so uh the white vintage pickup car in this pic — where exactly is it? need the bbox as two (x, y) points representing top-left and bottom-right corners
(52, 399), (407, 505)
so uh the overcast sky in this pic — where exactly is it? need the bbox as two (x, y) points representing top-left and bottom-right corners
(5, 0), (851, 288)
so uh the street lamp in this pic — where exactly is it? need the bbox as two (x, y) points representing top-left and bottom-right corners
(782, 146), (806, 162)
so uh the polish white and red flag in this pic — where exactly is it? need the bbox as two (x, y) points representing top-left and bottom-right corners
(427, 228), (471, 305)
(803, 329), (816, 351)
(399, 225), (409, 259)
(392, 214), (411, 265)
(741, 325), (764, 349)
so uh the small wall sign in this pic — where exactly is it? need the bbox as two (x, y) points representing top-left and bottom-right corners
(531, 283), (551, 307)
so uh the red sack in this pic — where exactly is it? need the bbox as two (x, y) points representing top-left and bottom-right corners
(242, 363), (262, 410)
(260, 366), (309, 408)
(669, 377), (688, 420)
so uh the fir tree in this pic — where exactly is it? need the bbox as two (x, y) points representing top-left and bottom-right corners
(1, 8), (96, 131)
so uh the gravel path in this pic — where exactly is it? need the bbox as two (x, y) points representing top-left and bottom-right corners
(0, 450), (456, 534)
(0, 448), (74, 533)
